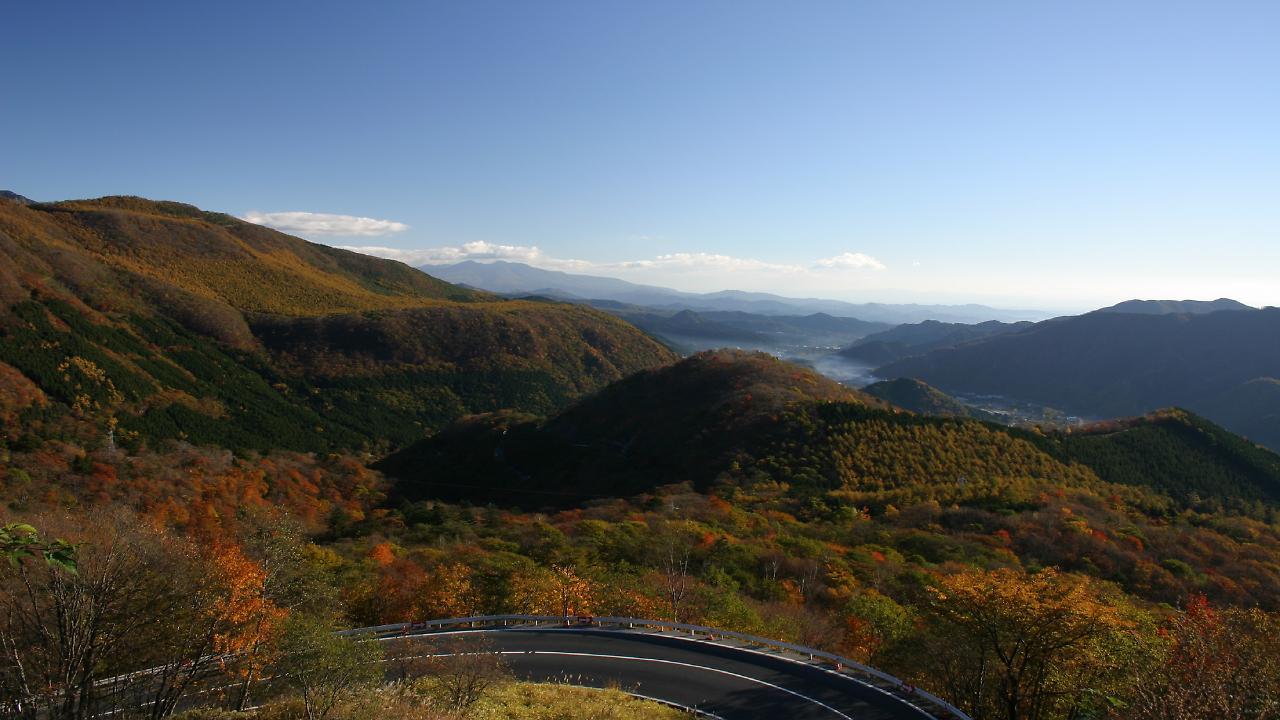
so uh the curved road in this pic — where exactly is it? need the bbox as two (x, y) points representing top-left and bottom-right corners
(399, 628), (932, 720)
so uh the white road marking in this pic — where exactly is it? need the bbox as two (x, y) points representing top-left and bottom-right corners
(495, 650), (854, 719)
(405, 627), (933, 717)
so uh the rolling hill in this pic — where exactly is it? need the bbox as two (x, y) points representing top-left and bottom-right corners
(862, 377), (999, 421)
(0, 195), (676, 453)
(1026, 408), (1280, 512)
(375, 349), (882, 502)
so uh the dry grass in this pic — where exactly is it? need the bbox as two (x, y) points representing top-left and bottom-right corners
(174, 682), (689, 720)
(467, 682), (689, 719)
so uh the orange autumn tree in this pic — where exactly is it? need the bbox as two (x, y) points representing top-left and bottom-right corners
(510, 564), (596, 619)
(208, 543), (288, 710)
(915, 567), (1143, 720)
(419, 562), (480, 619)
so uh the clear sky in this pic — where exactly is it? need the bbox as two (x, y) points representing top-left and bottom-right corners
(4, 0), (1278, 311)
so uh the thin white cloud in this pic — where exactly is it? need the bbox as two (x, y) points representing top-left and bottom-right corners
(241, 211), (409, 237)
(336, 243), (887, 293)
(814, 252), (886, 271)
(413, 240), (544, 264)
(611, 252), (804, 274)
(341, 241), (595, 269)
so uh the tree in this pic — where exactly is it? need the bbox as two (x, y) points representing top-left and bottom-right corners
(914, 567), (1141, 720)
(417, 635), (509, 713)
(0, 523), (75, 572)
(510, 564), (594, 620)
(419, 562), (480, 620)
(206, 543), (288, 711)
(228, 511), (336, 710)
(274, 616), (383, 720)
(1127, 596), (1280, 720)
(841, 590), (913, 663)
(550, 564), (594, 620)
(0, 513), (230, 720)
(656, 522), (693, 622)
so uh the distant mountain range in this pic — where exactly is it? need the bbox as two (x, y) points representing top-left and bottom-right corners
(876, 305), (1280, 450)
(426, 260), (1050, 324)
(584, 303), (891, 353)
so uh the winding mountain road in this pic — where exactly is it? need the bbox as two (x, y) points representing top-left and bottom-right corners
(393, 627), (934, 720)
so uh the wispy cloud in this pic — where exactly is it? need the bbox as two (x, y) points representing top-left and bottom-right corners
(814, 252), (886, 271)
(613, 252), (804, 274)
(340, 241), (593, 270)
(241, 211), (409, 237)
(338, 243), (886, 292)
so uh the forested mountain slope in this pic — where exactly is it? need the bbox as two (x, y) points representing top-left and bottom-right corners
(0, 196), (675, 452)
(377, 351), (1280, 611)
(1027, 409), (1280, 514)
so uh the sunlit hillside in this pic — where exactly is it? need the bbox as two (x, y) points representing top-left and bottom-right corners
(0, 196), (676, 452)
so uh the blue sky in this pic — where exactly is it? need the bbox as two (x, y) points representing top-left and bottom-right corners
(4, 1), (1278, 310)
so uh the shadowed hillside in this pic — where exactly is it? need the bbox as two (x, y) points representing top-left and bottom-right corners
(376, 350), (883, 502)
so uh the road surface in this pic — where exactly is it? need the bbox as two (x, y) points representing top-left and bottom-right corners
(405, 627), (933, 720)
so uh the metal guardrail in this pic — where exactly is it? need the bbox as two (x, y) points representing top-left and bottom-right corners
(17, 615), (967, 720)
(339, 614), (972, 720)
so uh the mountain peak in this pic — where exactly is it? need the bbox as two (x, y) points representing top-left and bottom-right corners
(0, 190), (34, 205)
(1096, 298), (1255, 315)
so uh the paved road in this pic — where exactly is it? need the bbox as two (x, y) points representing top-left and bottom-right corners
(406, 628), (931, 720)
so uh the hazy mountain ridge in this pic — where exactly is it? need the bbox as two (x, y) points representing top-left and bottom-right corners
(1096, 298), (1256, 315)
(427, 260), (1049, 324)
(585, 305), (892, 353)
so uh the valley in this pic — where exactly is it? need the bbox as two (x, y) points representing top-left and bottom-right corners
(4, 194), (1280, 720)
